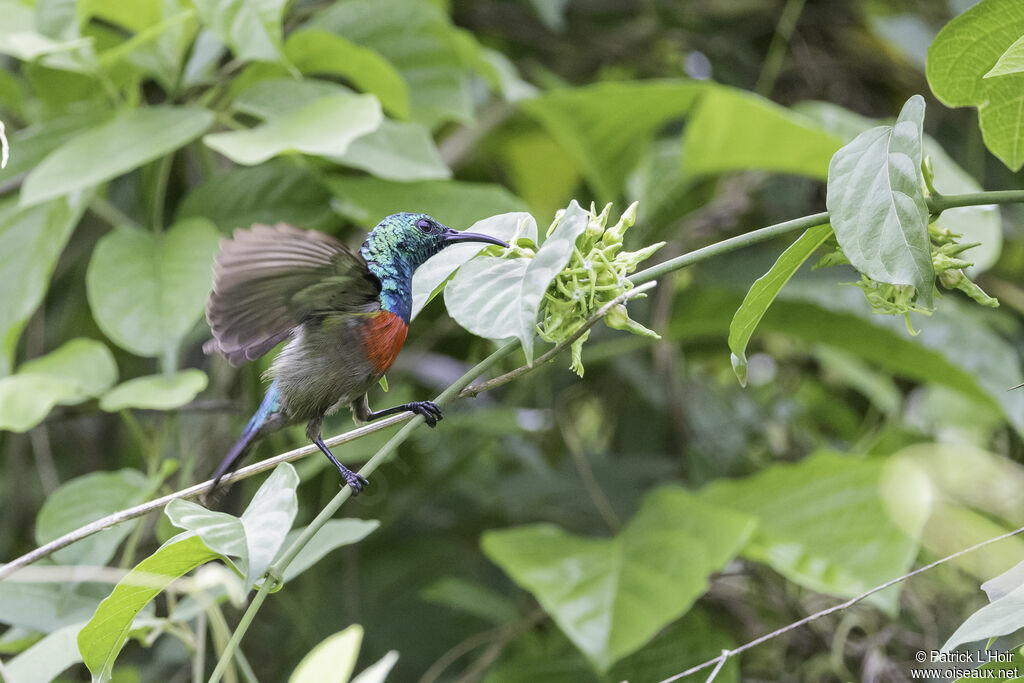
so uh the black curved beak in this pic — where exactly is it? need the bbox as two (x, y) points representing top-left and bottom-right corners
(442, 228), (508, 248)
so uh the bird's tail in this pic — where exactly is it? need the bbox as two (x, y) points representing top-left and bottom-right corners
(206, 381), (281, 499)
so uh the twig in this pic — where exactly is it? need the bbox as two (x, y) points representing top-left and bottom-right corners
(0, 118), (8, 169)
(657, 523), (1024, 682)
(459, 282), (656, 398)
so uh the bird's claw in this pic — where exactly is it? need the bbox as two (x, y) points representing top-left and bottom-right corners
(342, 469), (369, 496)
(409, 401), (444, 428)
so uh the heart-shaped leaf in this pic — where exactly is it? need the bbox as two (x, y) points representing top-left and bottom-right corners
(86, 218), (220, 358)
(0, 338), (117, 432)
(826, 95), (933, 307)
(482, 487), (755, 672)
(100, 370), (208, 412)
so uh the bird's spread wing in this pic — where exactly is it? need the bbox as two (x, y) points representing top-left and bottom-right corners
(205, 223), (380, 366)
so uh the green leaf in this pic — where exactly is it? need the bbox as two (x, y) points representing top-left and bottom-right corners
(684, 86), (842, 178)
(445, 202), (589, 361)
(986, 34), (1024, 78)
(192, 0), (286, 63)
(100, 369), (207, 411)
(241, 463), (299, 586)
(326, 176), (528, 229)
(335, 119), (450, 181)
(78, 535), (222, 682)
(927, 0), (1024, 170)
(21, 106), (213, 205)
(826, 95), (933, 307)
(177, 161), (335, 232)
(204, 93), (382, 166)
(5, 621), (84, 683)
(0, 193), (89, 374)
(85, 218), (220, 358)
(281, 519), (380, 583)
(517, 200), (590, 361)
(729, 223), (834, 385)
(0, 109), (111, 187)
(943, 581), (1024, 653)
(286, 29), (409, 118)
(798, 100), (1002, 272)
(420, 577), (520, 625)
(411, 211), (536, 320)
(307, 0), (473, 127)
(164, 498), (247, 575)
(443, 256), (529, 345)
(521, 80), (701, 200)
(36, 468), (147, 566)
(0, 338), (117, 432)
(289, 624), (362, 683)
(0, 582), (99, 631)
(700, 451), (923, 612)
(482, 487), (755, 673)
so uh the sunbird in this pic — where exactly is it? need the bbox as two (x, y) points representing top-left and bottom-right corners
(204, 213), (507, 495)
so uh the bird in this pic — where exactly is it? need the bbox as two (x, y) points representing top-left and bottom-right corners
(203, 213), (507, 497)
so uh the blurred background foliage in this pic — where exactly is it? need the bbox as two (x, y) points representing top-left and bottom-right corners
(1, 0), (1024, 681)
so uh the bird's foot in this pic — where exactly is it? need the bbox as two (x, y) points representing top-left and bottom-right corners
(337, 465), (369, 496)
(407, 401), (443, 427)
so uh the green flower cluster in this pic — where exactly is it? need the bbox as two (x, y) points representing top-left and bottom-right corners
(816, 222), (998, 334)
(535, 202), (664, 376)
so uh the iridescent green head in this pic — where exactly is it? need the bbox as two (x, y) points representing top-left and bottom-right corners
(361, 212), (507, 321)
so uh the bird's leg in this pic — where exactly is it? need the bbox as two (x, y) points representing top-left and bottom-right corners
(351, 393), (444, 428)
(306, 420), (368, 495)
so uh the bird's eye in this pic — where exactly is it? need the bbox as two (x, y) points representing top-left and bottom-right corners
(416, 219), (432, 233)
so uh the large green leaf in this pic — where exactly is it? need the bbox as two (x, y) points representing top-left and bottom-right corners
(204, 93), (383, 166)
(797, 100), (1002, 272)
(326, 176), (528, 229)
(286, 29), (409, 118)
(307, 0), (473, 127)
(21, 106), (213, 205)
(0, 193), (89, 374)
(701, 451), (924, 611)
(521, 80), (702, 200)
(335, 119), (450, 181)
(728, 223), (833, 386)
(684, 86), (841, 178)
(192, 0), (286, 63)
(927, 0), (1024, 170)
(99, 369), (208, 411)
(176, 161), (335, 232)
(826, 95), (933, 307)
(85, 217), (220, 358)
(411, 211), (536, 320)
(281, 519), (380, 583)
(78, 534), (222, 682)
(36, 468), (147, 566)
(943, 581), (1024, 653)
(0, 338), (117, 432)
(986, 34), (1024, 78)
(482, 487), (755, 673)
(444, 202), (590, 361)
(230, 77), (446, 180)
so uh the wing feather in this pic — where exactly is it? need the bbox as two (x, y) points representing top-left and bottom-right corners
(205, 223), (379, 366)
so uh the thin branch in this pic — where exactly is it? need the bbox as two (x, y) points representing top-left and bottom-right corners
(658, 523), (1024, 682)
(459, 282), (657, 398)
